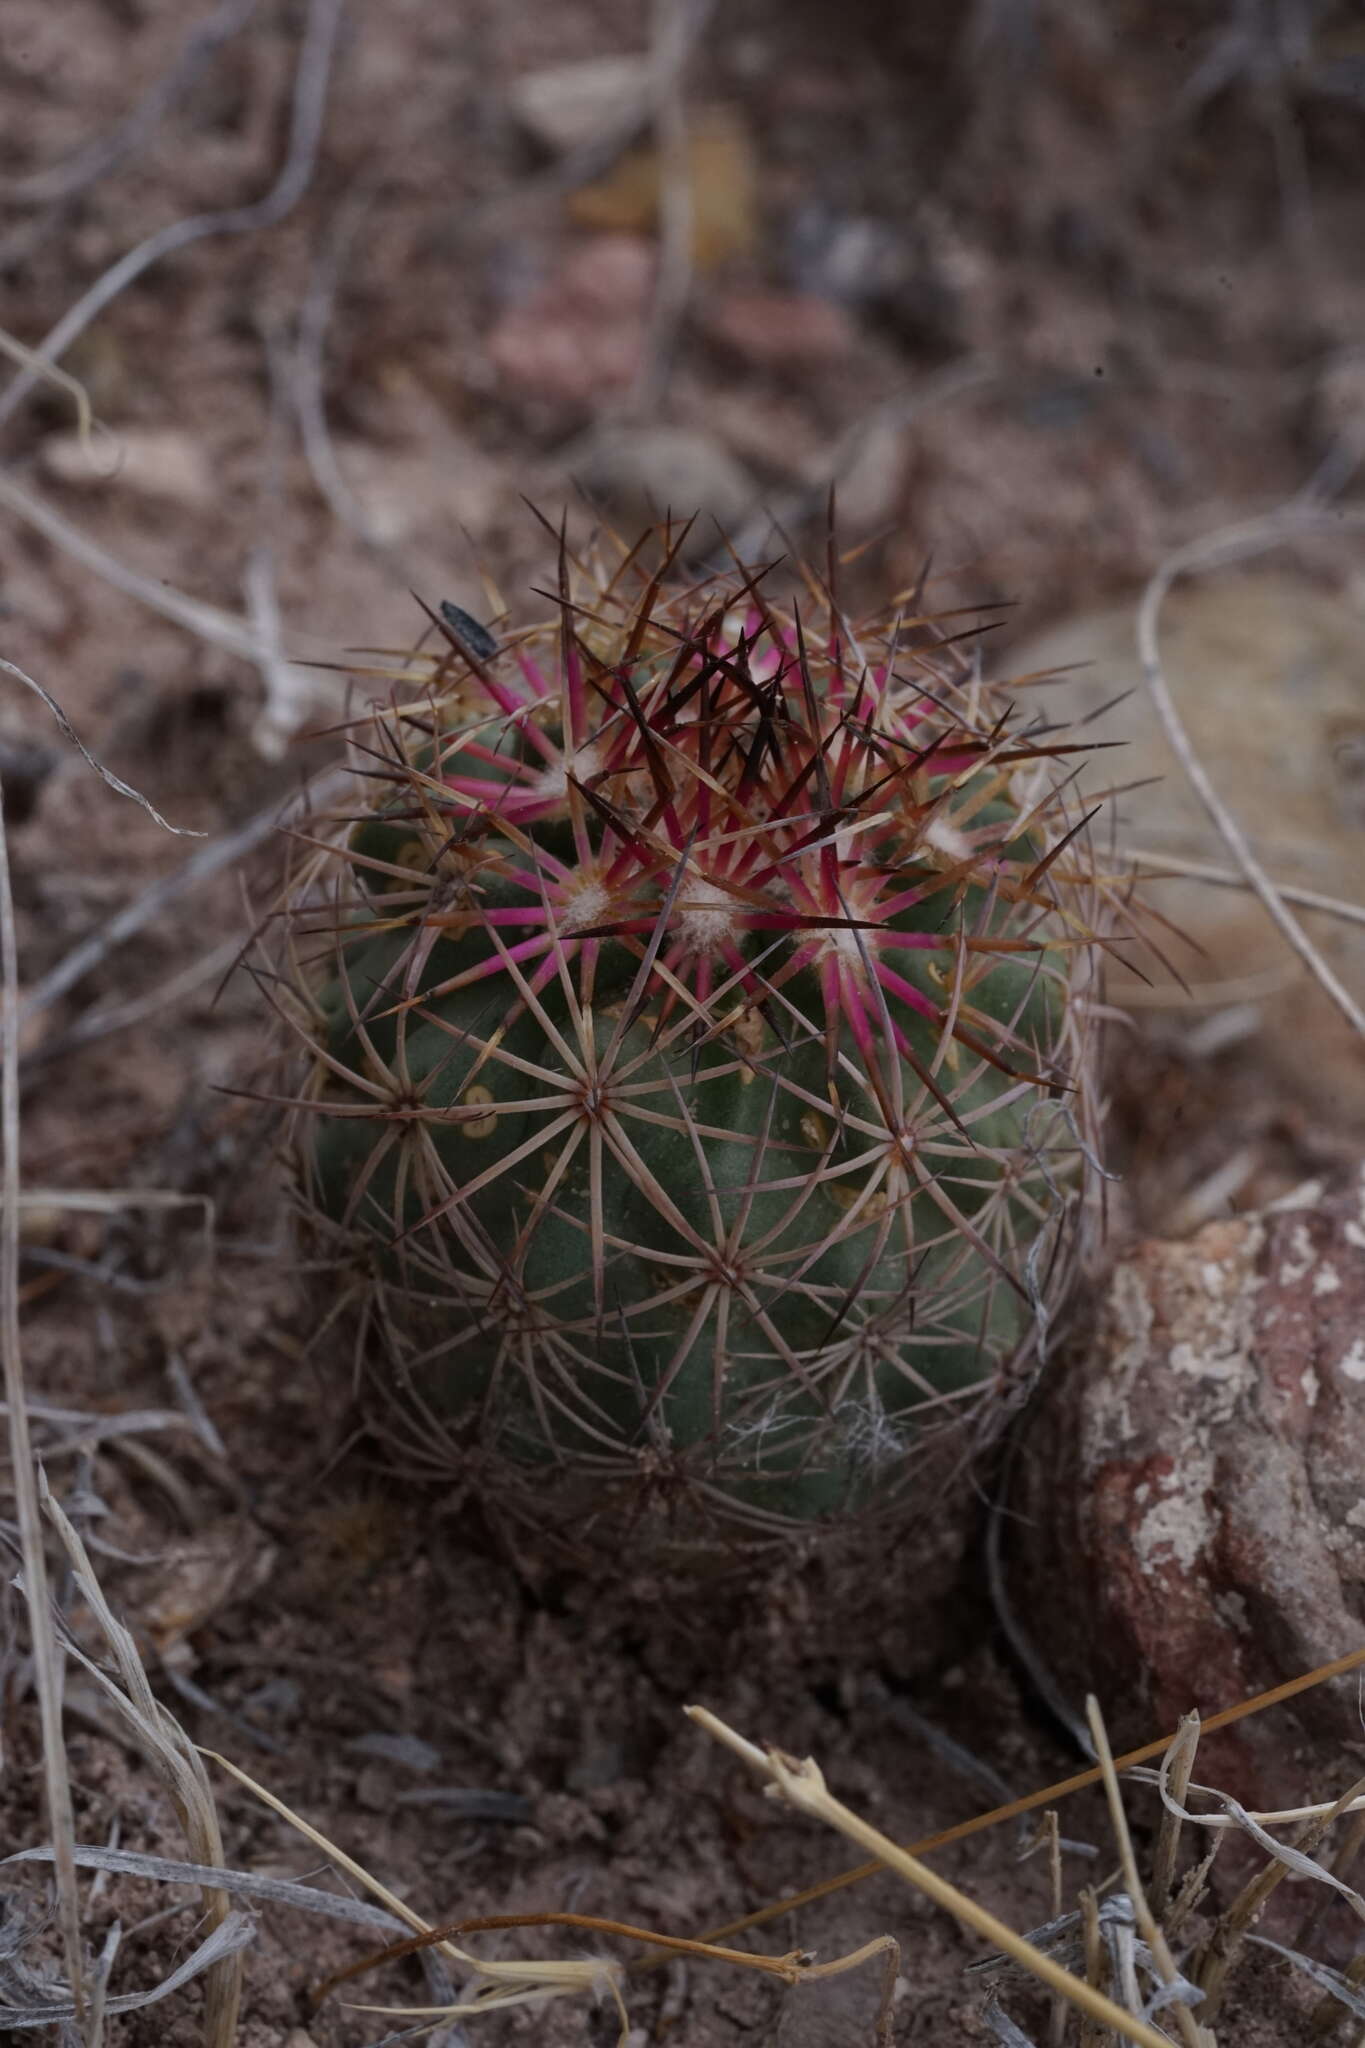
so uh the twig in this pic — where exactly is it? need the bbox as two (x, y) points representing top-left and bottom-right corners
(0, 0), (346, 439)
(0, 781), (89, 2033)
(0, 0), (260, 207)
(1121, 846), (1365, 931)
(1135, 503), (1365, 1041)
(1196, 1768), (1365, 2023)
(0, 657), (201, 838)
(1150, 1714), (1200, 1920)
(687, 1704), (1174, 2048)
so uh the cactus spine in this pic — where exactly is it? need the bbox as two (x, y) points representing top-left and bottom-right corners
(275, 524), (1108, 1561)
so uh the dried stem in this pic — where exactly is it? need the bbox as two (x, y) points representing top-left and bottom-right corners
(1086, 1696), (1211, 2047)
(1150, 1712), (1200, 1920)
(0, 781), (89, 2033)
(688, 1704), (1175, 2048)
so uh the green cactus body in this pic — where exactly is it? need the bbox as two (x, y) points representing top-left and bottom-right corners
(281, 532), (1106, 1554)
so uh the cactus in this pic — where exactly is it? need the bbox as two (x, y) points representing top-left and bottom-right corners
(274, 523), (1110, 1563)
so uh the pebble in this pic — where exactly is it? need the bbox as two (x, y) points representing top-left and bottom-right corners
(507, 53), (651, 156)
(1012, 571), (1365, 1120)
(568, 108), (758, 270)
(486, 235), (654, 408)
(701, 288), (856, 371)
(40, 426), (215, 507)
(572, 422), (756, 533)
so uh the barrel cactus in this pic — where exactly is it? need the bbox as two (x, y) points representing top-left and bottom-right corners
(273, 522), (1109, 1565)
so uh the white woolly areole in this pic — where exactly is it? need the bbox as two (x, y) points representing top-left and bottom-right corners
(676, 875), (738, 951)
(923, 813), (974, 863)
(560, 876), (610, 932)
(533, 739), (604, 806)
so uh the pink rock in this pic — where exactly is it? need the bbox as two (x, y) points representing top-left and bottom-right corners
(486, 236), (655, 409)
(702, 289), (856, 371)
(556, 233), (657, 315)
(1010, 1166), (1365, 1811)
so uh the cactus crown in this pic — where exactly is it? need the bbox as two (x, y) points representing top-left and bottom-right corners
(274, 521), (1111, 1559)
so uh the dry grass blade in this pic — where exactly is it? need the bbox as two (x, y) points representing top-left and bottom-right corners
(23, 935), (244, 1068)
(686, 1703), (1175, 2048)
(1249, 1933), (1365, 2035)
(1085, 1695), (1211, 2047)
(1135, 502), (1365, 1041)
(1077, 1887), (1105, 2048)
(41, 1489), (245, 2044)
(0, 471), (313, 688)
(5, 1841), (431, 1936)
(0, 776), (89, 2030)
(0, 1915), (254, 2033)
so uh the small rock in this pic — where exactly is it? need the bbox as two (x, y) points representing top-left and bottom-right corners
(568, 108), (758, 270)
(40, 426), (215, 507)
(327, 436), (504, 544)
(487, 235), (655, 409)
(1013, 573), (1365, 1121)
(556, 232), (656, 313)
(573, 422), (756, 533)
(701, 288), (856, 371)
(1010, 1165), (1365, 1809)
(508, 53), (651, 156)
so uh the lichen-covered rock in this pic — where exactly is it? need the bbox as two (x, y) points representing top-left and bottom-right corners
(1009, 1164), (1365, 1808)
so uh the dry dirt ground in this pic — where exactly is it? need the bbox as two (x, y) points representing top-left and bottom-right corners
(2, 2), (1365, 2043)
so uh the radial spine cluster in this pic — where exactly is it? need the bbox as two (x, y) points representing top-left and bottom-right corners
(274, 522), (1113, 1558)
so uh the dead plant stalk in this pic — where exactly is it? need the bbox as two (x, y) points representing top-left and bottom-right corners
(0, 780), (88, 2031)
(687, 1704), (1175, 2048)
